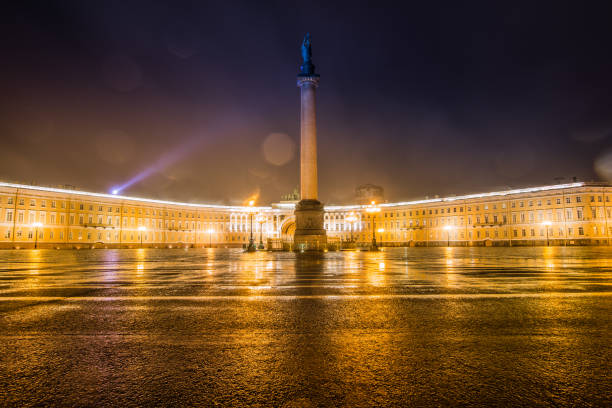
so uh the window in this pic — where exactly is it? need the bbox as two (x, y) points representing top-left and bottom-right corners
(7, 197), (13, 205)
(519, 201), (524, 208)
(30, 199), (35, 206)
(19, 199), (24, 205)
(6, 210), (13, 222)
(566, 197), (570, 204)
(556, 198), (561, 205)
(589, 196), (594, 202)
(79, 204), (84, 210)
(41, 201), (46, 208)
(577, 196), (582, 203)
(578, 227), (584, 235)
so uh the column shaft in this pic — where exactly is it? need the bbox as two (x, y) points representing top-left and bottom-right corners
(300, 82), (318, 200)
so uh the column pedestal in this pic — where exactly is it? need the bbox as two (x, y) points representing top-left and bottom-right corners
(294, 199), (326, 251)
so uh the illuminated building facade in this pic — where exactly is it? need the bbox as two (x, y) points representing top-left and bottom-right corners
(0, 181), (610, 249)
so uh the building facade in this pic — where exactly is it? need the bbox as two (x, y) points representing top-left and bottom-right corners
(0, 181), (610, 249)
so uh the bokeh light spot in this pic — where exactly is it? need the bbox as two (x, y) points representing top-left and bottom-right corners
(261, 133), (295, 166)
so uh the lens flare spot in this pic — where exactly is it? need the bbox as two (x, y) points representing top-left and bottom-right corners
(262, 133), (295, 166)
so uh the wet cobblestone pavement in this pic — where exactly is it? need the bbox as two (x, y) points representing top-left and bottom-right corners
(1, 247), (611, 406)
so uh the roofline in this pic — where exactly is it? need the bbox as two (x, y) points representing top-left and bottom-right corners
(1, 180), (605, 212)
(0, 181), (272, 212)
(325, 182), (590, 211)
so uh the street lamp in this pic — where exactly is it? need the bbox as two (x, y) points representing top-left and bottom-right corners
(542, 221), (552, 246)
(377, 228), (385, 248)
(256, 214), (265, 249)
(366, 201), (381, 251)
(207, 228), (214, 248)
(32, 222), (42, 249)
(138, 226), (146, 248)
(346, 212), (357, 242)
(443, 225), (452, 247)
(246, 200), (256, 252)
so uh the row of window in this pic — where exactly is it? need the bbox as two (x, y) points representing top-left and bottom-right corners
(0, 197), (232, 219)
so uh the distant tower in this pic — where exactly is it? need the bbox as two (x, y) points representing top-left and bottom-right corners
(355, 184), (385, 205)
(293, 33), (326, 250)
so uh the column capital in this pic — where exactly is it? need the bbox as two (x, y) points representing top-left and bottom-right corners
(297, 74), (320, 88)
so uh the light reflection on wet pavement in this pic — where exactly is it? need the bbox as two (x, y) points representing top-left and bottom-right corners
(0, 247), (611, 406)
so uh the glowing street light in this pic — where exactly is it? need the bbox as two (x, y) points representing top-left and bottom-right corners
(138, 225), (146, 248)
(32, 222), (43, 249)
(207, 228), (214, 248)
(246, 200), (256, 252)
(346, 212), (357, 242)
(256, 214), (265, 250)
(366, 201), (381, 251)
(443, 225), (453, 247)
(542, 220), (552, 246)
(377, 228), (385, 248)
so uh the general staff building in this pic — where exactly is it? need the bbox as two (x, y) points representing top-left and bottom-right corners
(0, 181), (610, 249)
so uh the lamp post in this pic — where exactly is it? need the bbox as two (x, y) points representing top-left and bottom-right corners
(138, 226), (146, 248)
(346, 212), (357, 242)
(443, 225), (452, 247)
(366, 201), (381, 251)
(247, 200), (256, 252)
(207, 228), (214, 248)
(377, 228), (385, 248)
(32, 222), (42, 249)
(256, 214), (265, 249)
(542, 221), (552, 246)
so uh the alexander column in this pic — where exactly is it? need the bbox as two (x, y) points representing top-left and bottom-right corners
(293, 33), (327, 250)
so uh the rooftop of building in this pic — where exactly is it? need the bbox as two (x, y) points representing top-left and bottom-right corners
(2, 180), (610, 212)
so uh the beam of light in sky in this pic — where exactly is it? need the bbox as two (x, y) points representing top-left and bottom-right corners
(110, 136), (205, 195)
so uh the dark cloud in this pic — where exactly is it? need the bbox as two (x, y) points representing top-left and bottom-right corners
(1, 1), (611, 204)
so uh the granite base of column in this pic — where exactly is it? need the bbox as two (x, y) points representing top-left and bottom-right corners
(293, 199), (327, 251)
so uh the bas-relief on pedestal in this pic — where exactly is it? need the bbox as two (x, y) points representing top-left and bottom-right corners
(293, 33), (326, 250)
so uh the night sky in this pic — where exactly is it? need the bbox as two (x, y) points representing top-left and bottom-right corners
(2, 1), (612, 205)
